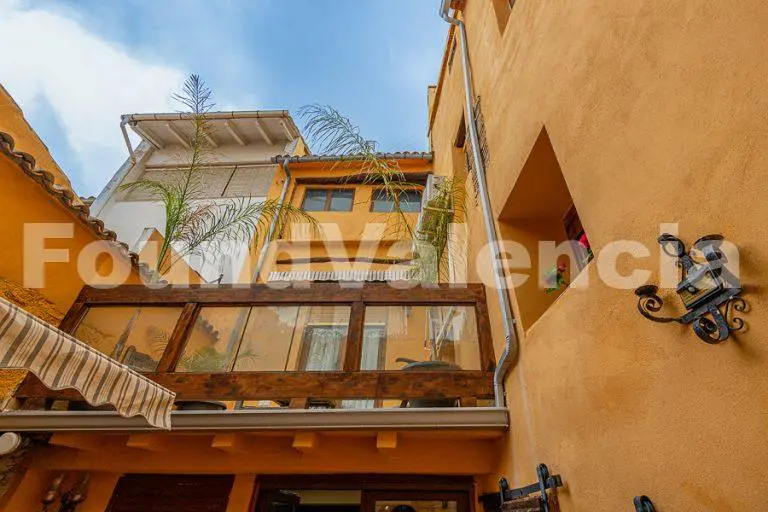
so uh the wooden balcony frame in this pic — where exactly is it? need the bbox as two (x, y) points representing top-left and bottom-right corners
(17, 283), (496, 406)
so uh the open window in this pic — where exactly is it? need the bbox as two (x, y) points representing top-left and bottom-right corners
(497, 128), (592, 329)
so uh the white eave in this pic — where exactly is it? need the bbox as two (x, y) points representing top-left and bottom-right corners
(0, 407), (509, 433)
(123, 110), (301, 150)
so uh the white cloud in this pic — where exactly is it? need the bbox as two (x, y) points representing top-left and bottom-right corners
(0, 0), (186, 194)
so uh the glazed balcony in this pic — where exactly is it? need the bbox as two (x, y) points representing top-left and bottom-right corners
(11, 283), (506, 430)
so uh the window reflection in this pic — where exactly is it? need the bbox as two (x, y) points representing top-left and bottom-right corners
(177, 305), (351, 373)
(362, 306), (480, 371)
(73, 306), (182, 372)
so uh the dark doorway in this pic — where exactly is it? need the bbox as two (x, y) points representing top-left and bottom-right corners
(106, 474), (234, 512)
(255, 476), (473, 512)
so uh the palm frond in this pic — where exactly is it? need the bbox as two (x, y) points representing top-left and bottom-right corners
(121, 74), (321, 278)
(299, 104), (376, 155)
(165, 198), (319, 274)
(299, 104), (471, 282)
(172, 74), (214, 116)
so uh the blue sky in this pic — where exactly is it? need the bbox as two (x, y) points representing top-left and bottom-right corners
(0, 0), (448, 195)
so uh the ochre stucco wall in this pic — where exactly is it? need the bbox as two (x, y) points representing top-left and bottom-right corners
(254, 160), (430, 281)
(0, 84), (74, 192)
(0, 153), (139, 315)
(430, 0), (768, 509)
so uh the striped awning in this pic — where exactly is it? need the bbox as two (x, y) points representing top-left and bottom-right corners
(0, 298), (175, 429)
(268, 269), (415, 282)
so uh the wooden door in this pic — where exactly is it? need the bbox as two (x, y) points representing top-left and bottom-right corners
(106, 474), (235, 512)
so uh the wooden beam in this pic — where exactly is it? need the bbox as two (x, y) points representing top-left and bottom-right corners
(165, 123), (190, 148)
(225, 121), (247, 146)
(126, 434), (166, 451)
(254, 119), (274, 145)
(17, 371), (494, 401)
(475, 298), (496, 372)
(50, 434), (113, 451)
(257, 474), (474, 491)
(376, 431), (397, 452)
(211, 433), (246, 453)
(343, 302), (365, 371)
(289, 398), (309, 409)
(203, 132), (219, 148)
(292, 433), (317, 453)
(74, 283), (486, 306)
(133, 125), (165, 149)
(156, 303), (200, 372)
(279, 119), (294, 140)
(58, 299), (87, 334)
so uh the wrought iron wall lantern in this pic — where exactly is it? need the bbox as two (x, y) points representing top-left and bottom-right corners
(635, 234), (746, 344)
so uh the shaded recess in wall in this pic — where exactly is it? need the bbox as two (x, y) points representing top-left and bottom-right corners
(497, 128), (588, 329)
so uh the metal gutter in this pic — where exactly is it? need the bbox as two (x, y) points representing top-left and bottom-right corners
(0, 407), (509, 432)
(91, 140), (153, 217)
(273, 153), (433, 164)
(439, 0), (520, 408)
(119, 115), (135, 162)
(121, 111), (302, 154)
(124, 110), (301, 137)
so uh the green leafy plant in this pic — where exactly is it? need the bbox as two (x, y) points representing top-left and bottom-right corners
(121, 75), (317, 278)
(177, 345), (257, 373)
(299, 104), (466, 282)
(545, 262), (569, 294)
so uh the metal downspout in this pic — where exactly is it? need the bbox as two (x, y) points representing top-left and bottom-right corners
(120, 115), (136, 163)
(252, 156), (291, 282)
(439, 0), (519, 407)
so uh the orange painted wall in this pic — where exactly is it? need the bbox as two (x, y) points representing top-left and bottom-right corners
(0, 145), (139, 317)
(429, 1), (768, 510)
(254, 160), (430, 281)
(0, 84), (74, 192)
(0, 86), (141, 316)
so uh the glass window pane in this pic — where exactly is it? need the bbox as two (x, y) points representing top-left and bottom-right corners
(400, 189), (423, 213)
(371, 189), (422, 213)
(371, 189), (394, 213)
(329, 189), (354, 211)
(302, 189), (328, 211)
(234, 306), (301, 371)
(177, 307), (248, 373)
(363, 305), (480, 370)
(73, 306), (182, 372)
(294, 306), (351, 371)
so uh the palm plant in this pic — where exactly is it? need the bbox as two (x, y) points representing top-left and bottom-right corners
(122, 75), (317, 278)
(299, 104), (466, 282)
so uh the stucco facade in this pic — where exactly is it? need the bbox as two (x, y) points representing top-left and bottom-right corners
(428, 0), (768, 509)
(2, 1), (767, 510)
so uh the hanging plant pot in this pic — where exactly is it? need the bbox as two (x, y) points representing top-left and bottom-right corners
(396, 358), (461, 408)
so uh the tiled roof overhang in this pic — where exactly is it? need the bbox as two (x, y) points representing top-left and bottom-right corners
(272, 151), (433, 164)
(0, 131), (149, 277)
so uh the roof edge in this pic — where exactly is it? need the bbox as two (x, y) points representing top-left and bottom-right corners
(272, 152), (434, 164)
